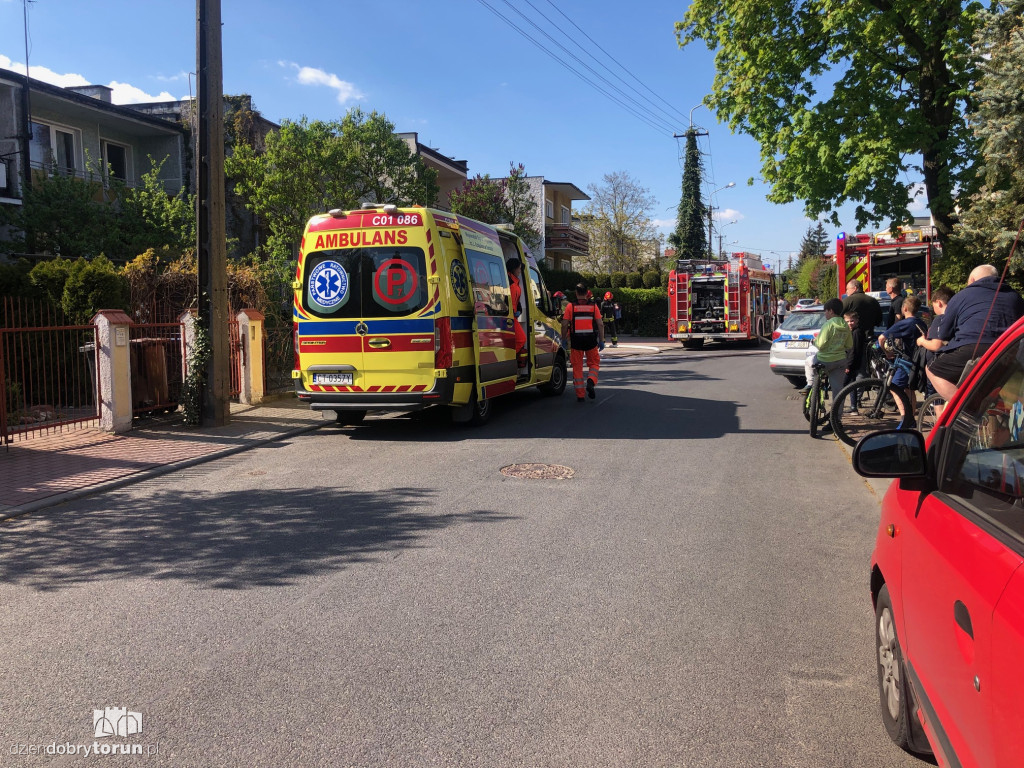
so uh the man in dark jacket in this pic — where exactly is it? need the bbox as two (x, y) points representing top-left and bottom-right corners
(841, 280), (882, 372)
(927, 265), (1024, 399)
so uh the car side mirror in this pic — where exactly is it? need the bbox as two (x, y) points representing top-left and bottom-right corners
(852, 429), (928, 478)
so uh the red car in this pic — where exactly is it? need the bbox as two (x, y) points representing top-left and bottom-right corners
(854, 316), (1024, 767)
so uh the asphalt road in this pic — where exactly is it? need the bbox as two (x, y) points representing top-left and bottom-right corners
(0, 345), (927, 768)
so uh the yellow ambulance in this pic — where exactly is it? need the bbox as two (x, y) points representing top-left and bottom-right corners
(292, 204), (567, 424)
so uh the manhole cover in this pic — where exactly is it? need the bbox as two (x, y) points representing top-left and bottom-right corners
(500, 463), (575, 480)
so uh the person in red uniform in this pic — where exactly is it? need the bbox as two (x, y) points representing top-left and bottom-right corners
(561, 283), (605, 402)
(506, 258), (528, 371)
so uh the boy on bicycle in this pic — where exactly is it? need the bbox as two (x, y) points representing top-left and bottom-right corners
(802, 298), (853, 398)
(878, 296), (929, 429)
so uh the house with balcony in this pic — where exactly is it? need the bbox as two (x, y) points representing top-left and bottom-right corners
(398, 133), (467, 210)
(0, 68), (187, 214)
(508, 176), (589, 271)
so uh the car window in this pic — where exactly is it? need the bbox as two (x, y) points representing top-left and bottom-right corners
(780, 311), (825, 331)
(942, 337), (1024, 544)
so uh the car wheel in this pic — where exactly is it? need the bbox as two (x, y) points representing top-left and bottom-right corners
(539, 352), (567, 396)
(470, 394), (492, 425)
(876, 585), (914, 751)
(786, 375), (806, 388)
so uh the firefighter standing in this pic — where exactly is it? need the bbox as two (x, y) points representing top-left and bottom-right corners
(562, 283), (605, 402)
(600, 291), (619, 347)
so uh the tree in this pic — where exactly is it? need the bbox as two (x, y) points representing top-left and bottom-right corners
(448, 163), (542, 252)
(448, 175), (507, 228)
(575, 171), (660, 273)
(797, 222), (830, 262)
(115, 158), (196, 258)
(226, 109), (438, 262)
(676, 0), (984, 249)
(667, 130), (709, 260)
(946, 0), (1024, 288)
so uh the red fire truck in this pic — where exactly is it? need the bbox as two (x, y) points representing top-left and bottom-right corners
(836, 226), (942, 301)
(668, 254), (777, 349)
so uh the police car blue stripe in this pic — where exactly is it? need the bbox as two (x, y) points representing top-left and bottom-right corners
(298, 319), (435, 335)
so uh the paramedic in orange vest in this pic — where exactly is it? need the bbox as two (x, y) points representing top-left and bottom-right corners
(561, 283), (605, 402)
(506, 258), (528, 371)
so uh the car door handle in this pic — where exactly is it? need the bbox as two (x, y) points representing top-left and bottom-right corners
(954, 600), (974, 639)
(367, 338), (391, 349)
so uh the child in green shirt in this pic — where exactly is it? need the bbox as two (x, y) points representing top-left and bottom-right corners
(802, 298), (854, 396)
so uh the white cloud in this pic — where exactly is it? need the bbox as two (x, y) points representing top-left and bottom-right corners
(1, 55), (178, 103)
(280, 61), (363, 104)
(107, 81), (176, 104)
(714, 208), (744, 222)
(651, 218), (675, 230)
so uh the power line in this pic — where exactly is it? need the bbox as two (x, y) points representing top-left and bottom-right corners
(540, 0), (693, 128)
(471, 0), (679, 135)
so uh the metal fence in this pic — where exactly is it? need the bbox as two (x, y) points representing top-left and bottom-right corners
(0, 297), (99, 444)
(129, 321), (184, 418)
(228, 318), (242, 399)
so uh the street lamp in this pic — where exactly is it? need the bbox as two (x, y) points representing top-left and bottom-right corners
(708, 182), (735, 258)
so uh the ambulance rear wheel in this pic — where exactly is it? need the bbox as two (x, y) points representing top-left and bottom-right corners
(470, 396), (492, 425)
(334, 409), (365, 426)
(540, 353), (567, 396)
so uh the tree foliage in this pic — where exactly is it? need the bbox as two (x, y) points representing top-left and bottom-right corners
(945, 0), (1024, 289)
(448, 162), (541, 252)
(575, 171), (661, 273)
(797, 222), (831, 261)
(668, 130), (709, 260)
(226, 109), (438, 261)
(676, 0), (984, 247)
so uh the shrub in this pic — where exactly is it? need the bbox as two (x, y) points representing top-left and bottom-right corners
(610, 271), (627, 289)
(626, 272), (643, 288)
(642, 270), (660, 288)
(592, 273), (611, 291)
(611, 286), (668, 336)
(660, 271), (671, 289)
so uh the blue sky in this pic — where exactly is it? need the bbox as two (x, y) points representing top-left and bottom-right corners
(1, 0), (915, 272)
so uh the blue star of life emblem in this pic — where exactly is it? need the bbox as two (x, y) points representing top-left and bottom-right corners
(308, 260), (348, 308)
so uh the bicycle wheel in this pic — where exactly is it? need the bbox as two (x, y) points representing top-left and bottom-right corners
(917, 393), (947, 435)
(810, 373), (827, 438)
(830, 378), (910, 447)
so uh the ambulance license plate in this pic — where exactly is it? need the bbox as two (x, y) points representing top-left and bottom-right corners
(786, 341), (809, 349)
(312, 373), (353, 385)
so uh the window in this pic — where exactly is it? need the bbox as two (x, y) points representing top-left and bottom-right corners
(29, 121), (80, 176)
(102, 141), (130, 183)
(561, 205), (570, 225)
(545, 199), (553, 219)
(528, 265), (546, 311)
(942, 338), (1024, 541)
(465, 248), (509, 318)
(301, 246), (429, 319)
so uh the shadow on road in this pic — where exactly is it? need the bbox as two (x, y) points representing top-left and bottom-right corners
(0, 486), (513, 591)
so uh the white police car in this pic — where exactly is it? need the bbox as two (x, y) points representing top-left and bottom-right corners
(769, 306), (826, 386)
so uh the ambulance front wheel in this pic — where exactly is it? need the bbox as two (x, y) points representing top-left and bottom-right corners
(334, 409), (365, 426)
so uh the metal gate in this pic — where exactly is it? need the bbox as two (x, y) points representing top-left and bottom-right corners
(0, 296), (99, 444)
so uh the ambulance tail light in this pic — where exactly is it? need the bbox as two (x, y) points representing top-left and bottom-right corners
(434, 317), (453, 369)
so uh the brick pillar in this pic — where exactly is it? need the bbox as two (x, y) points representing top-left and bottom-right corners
(92, 310), (134, 433)
(237, 309), (266, 405)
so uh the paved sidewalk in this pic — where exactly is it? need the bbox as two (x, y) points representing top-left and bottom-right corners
(0, 399), (328, 520)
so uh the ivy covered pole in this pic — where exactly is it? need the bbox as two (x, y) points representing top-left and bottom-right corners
(196, 0), (229, 425)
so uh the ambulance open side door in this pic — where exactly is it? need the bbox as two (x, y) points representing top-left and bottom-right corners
(460, 225), (518, 402)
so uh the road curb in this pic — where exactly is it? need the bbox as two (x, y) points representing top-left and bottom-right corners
(0, 421), (327, 522)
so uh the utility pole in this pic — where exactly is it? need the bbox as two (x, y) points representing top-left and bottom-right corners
(19, 0), (32, 193)
(196, 0), (229, 426)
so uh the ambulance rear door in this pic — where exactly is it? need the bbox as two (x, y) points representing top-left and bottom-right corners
(459, 219), (517, 401)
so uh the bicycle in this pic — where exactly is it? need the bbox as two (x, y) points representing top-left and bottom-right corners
(802, 362), (832, 438)
(829, 347), (914, 447)
(917, 392), (947, 435)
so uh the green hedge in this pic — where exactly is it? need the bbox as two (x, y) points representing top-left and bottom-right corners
(609, 287), (667, 337)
